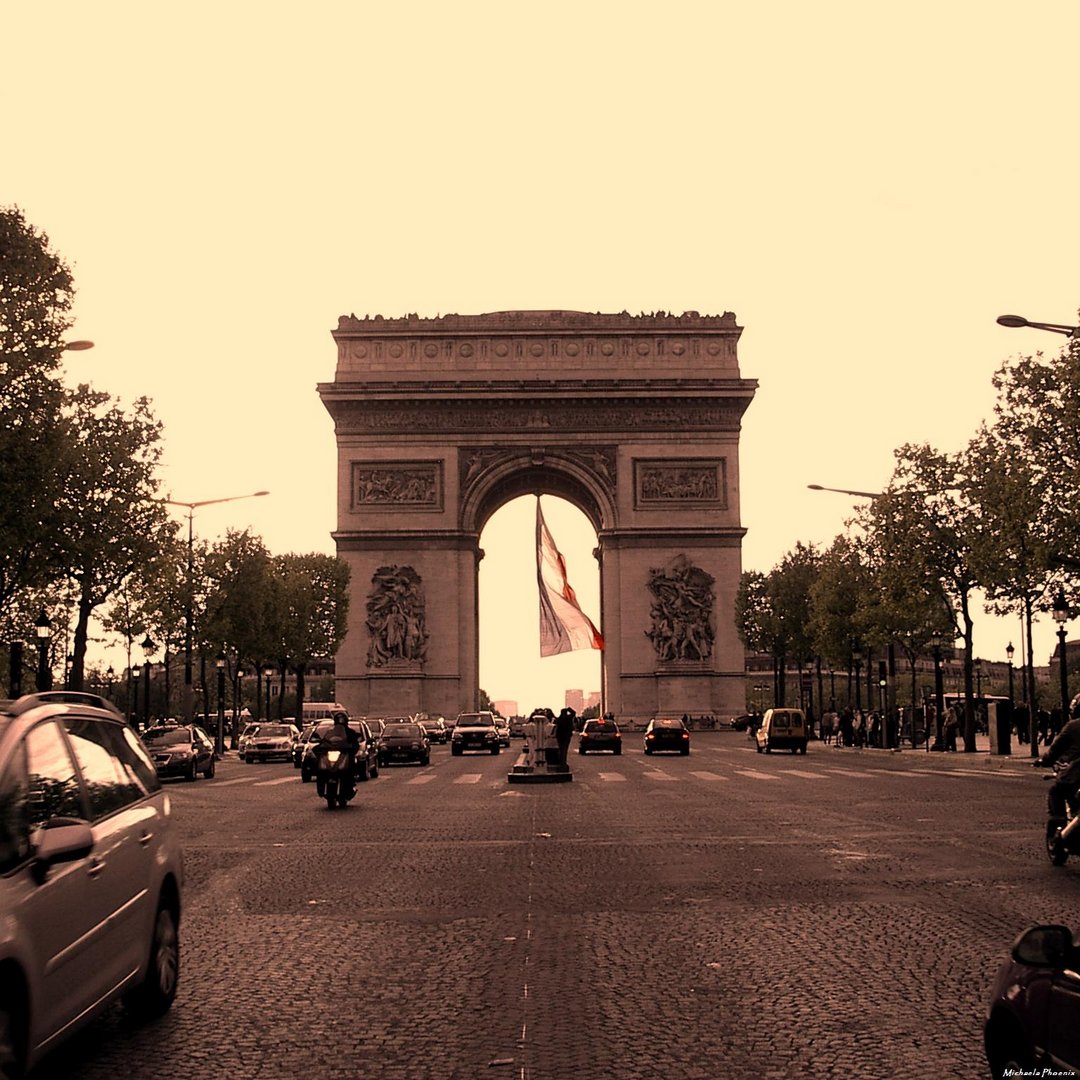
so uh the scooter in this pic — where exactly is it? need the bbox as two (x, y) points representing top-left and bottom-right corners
(1040, 760), (1080, 866)
(315, 746), (356, 810)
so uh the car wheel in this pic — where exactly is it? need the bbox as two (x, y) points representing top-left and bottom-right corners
(421, 754), (430, 766)
(0, 989), (26, 1080)
(644, 746), (652, 755)
(800, 744), (807, 755)
(186, 760), (198, 782)
(755, 743), (763, 753)
(491, 746), (500, 755)
(357, 760), (370, 782)
(124, 898), (179, 1020)
(614, 746), (622, 755)
(765, 745), (772, 754)
(204, 758), (215, 779)
(681, 747), (690, 756)
(986, 1022), (1033, 1080)
(578, 747), (586, 755)
(370, 761), (379, 779)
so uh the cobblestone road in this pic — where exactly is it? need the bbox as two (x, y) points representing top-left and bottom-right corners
(35, 732), (1066, 1080)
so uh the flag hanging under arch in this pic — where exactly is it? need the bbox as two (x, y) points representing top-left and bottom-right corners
(535, 498), (604, 657)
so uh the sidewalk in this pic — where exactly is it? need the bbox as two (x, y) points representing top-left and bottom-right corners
(819, 730), (1038, 771)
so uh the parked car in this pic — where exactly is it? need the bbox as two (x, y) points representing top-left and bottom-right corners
(0, 691), (183, 1078)
(142, 723), (216, 780)
(493, 716), (511, 747)
(378, 721), (431, 766)
(508, 716), (528, 738)
(755, 708), (808, 755)
(578, 717), (622, 754)
(984, 923), (1080, 1078)
(300, 718), (380, 782)
(452, 712), (500, 755)
(643, 717), (691, 755)
(240, 722), (298, 763)
(418, 716), (447, 744)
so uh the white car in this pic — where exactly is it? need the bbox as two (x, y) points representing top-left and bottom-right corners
(0, 691), (184, 1076)
(239, 721), (298, 762)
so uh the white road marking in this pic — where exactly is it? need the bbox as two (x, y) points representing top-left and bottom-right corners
(454, 774), (483, 784)
(733, 769), (781, 782)
(689, 771), (728, 781)
(598, 772), (627, 782)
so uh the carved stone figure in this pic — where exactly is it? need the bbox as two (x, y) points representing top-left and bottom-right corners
(645, 555), (715, 662)
(354, 464), (439, 506)
(366, 565), (429, 666)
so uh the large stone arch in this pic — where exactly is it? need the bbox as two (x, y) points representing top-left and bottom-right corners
(318, 310), (756, 725)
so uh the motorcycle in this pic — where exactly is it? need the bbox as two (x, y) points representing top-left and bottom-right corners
(315, 746), (356, 810)
(1038, 759), (1080, 866)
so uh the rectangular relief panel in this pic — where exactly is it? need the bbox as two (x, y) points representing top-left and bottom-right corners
(633, 458), (727, 509)
(350, 460), (444, 511)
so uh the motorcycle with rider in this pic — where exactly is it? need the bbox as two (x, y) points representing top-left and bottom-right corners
(315, 710), (360, 809)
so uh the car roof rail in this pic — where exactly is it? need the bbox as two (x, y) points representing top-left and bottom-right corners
(7, 691), (125, 719)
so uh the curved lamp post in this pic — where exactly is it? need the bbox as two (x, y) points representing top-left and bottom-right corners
(161, 490), (269, 724)
(996, 314), (1080, 337)
(34, 610), (52, 692)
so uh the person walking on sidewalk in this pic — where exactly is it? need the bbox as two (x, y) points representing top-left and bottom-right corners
(943, 704), (959, 752)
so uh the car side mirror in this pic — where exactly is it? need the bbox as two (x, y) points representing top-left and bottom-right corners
(32, 818), (94, 885)
(1012, 924), (1074, 967)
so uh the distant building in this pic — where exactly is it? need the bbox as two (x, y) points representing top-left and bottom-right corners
(585, 691), (601, 711)
(565, 689), (585, 713)
(493, 699), (518, 717)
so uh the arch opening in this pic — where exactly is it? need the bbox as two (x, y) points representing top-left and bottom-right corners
(478, 494), (601, 718)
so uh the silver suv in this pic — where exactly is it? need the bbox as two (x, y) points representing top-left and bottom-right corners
(451, 711), (501, 756)
(0, 692), (184, 1076)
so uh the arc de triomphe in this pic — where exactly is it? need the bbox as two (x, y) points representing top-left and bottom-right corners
(317, 310), (756, 724)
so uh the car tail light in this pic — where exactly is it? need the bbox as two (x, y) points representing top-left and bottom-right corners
(682, 732), (690, 739)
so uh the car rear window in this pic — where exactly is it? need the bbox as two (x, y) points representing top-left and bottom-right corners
(385, 724), (421, 737)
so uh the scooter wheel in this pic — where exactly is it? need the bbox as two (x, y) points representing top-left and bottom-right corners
(1047, 828), (1069, 866)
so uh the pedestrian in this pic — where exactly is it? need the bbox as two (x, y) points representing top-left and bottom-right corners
(854, 710), (866, 748)
(839, 707), (854, 748)
(821, 709), (836, 746)
(944, 704), (959, 752)
(555, 707), (576, 767)
(867, 711), (880, 748)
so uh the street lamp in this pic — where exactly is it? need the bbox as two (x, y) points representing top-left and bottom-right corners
(1006, 642), (1015, 705)
(141, 634), (155, 729)
(232, 668), (244, 750)
(34, 610), (52, 692)
(852, 645), (863, 710)
(1054, 590), (1070, 730)
(131, 661), (142, 725)
(215, 651), (227, 756)
(929, 631), (946, 749)
(996, 314), (1080, 337)
(162, 491), (269, 724)
(263, 665), (274, 721)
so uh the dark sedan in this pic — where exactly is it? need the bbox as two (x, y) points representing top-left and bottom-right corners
(378, 722), (431, 766)
(985, 923), (1080, 1078)
(578, 718), (622, 755)
(143, 723), (216, 780)
(643, 717), (691, 755)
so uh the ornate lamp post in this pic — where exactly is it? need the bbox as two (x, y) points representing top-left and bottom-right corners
(232, 668), (244, 750)
(263, 665), (274, 721)
(105, 664), (115, 704)
(852, 645), (863, 710)
(1006, 642), (1015, 705)
(34, 610), (52, 692)
(215, 651), (227, 756)
(131, 661), (142, 726)
(929, 631), (946, 749)
(1054, 591), (1070, 728)
(141, 634), (155, 729)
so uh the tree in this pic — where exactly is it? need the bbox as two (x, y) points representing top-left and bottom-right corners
(882, 445), (982, 751)
(269, 552), (350, 722)
(55, 386), (170, 689)
(0, 206), (74, 612)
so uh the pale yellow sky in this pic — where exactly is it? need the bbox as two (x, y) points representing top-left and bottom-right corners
(8, 2), (1080, 705)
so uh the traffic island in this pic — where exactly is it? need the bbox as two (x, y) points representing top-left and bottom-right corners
(507, 734), (573, 784)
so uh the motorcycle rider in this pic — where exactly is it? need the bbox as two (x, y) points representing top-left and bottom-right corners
(1035, 706), (1080, 822)
(315, 710), (360, 796)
